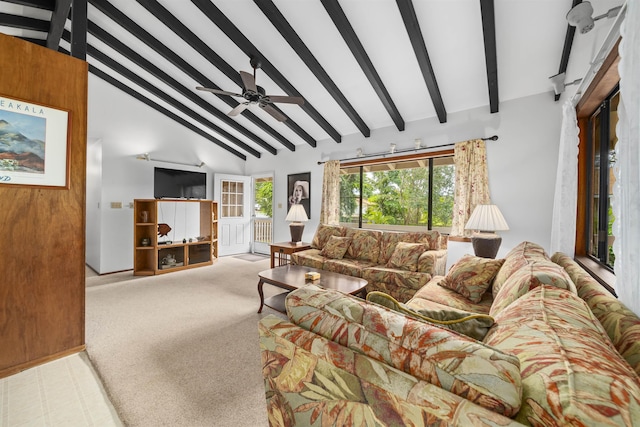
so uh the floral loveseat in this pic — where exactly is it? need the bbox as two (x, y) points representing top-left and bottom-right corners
(290, 224), (447, 302)
(259, 241), (640, 426)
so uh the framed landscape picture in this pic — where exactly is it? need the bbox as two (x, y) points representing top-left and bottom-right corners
(0, 94), (70, 188)
(287, 172), (311, 219)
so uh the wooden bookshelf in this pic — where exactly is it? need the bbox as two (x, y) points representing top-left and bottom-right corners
(133, 199), (218, 275)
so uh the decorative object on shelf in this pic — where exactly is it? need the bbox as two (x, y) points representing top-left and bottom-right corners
(140, 211), (149, 223)
(158, 223), (172, 237)
(141, 237), (150, 246)
(0, 94), (69, 188)
(286, 204), (308, 244)
(161, 254), (177, 266)
(464, 204), (509, 259)
(287, 172), (311, 219)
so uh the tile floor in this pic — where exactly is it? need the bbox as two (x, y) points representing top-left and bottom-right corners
(0, 349), (122, 427)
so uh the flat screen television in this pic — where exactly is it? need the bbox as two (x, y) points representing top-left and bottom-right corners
(154, 167), (206, 199)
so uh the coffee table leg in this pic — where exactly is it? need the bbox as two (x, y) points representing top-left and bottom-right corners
(258, 279), (265, 313)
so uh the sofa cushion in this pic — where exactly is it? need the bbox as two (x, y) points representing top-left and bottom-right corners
(320, 236), (351, 259)
(378, 231), (441, 265)
(361, 267), (431, 303)
(552, 252), (640, 375)
(439, 255), (505, 303)
(310, 224), (344, 250)
(323, 258), (376, 278)
(290, 248), (324, 270)
(490, 260), (577, 316)
(366, 291), (494, 341)
(484, 286), (640, 426)
(285, 285), (523, 417)
(492, 241), (549, 298)
(345, 228), (382, 263)
(386, 242), (426, 272)
(409, 276), (493, 314)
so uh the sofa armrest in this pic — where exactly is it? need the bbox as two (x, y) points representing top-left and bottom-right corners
(259, 315), (524, 426)
(417, 249), (447, 276)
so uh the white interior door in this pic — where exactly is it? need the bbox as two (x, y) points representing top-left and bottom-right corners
(214, 173), (251, 256)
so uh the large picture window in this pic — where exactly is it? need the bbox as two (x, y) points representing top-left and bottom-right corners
(586, 87), (619, 271)
(339, 153), (454, 234)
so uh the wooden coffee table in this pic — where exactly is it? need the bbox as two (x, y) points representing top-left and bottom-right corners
(257, 265), (368, 313)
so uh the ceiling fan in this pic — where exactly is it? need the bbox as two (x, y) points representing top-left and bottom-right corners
(196, 57), (304, 122)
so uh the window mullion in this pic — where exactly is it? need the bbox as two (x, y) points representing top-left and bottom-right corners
(598, 100), (610, 264)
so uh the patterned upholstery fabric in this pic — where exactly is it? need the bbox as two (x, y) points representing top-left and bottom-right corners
(439, 255), (505, 303)
(319, 236), (351, 259)
(409, 276), (493, 314)
(378, 230), (441, 265)
(386, 242), (427, 272)
(492, 241), (549, 298)
(259, 316), (524, 426)
(323, 258), (376, 277)
(485, 286), (640, 426)
(361, 267), (431, 302)
(552, 252), (640, 375)
(286, 285), (523, 417)
(490, 260), (577, 316)
(310, 224), (344, 250)
(290, 249), (324, 270)
(417, 249), (447, 274)
(344, 228), (382, 263)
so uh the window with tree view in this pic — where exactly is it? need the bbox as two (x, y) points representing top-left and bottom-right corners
(340, 155), (454, 234)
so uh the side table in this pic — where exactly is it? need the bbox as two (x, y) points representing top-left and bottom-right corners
(270, 241), (311, 268)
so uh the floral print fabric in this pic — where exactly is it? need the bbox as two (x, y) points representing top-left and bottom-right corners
(319, 236), (351, 259)
(410, 276), (493, 314)
(492, 241), (549, 298)
(485, 285), (640, 426)
(344, 228), (382, 263)
(290, 249), (324, 270)
(285, 285), (523, 417)
(310, 224), (344, 250)
(439, 255), (505, 303)
(361, 267), (431, 302)
(259, 316), (524, 426)
(378, 231), (441, 265)
(386, 242), (427, 272)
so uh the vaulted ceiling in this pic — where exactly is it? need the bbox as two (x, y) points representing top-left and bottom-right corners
(0, 0), (622, 161)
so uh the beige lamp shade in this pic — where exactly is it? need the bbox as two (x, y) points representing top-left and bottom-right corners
(465, 204), (509, 232)
(286, 204), (308, 222)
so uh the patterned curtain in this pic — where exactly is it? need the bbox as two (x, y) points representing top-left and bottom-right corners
(320, 160), (340, 225)
(450, 139), (491, 237)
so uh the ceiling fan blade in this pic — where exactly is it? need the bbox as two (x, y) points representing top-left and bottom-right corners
(266, 95), (305, 105)
(228, 103), (250, 117)
(259, 103), (287, 122)
(196, 86), (242, 97)
(239, 71), (257, 92)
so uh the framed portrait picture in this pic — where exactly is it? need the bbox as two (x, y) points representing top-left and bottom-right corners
(0, 94), (70, 188)
(287, 172), (310, 219)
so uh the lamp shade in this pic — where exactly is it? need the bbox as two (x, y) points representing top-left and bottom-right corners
(286, 204), (308, 222)
(465, 204), (509, 232)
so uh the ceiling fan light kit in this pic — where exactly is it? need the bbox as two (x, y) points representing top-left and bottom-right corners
(196, 58), (304, 122)
(566, 1), (623, 34)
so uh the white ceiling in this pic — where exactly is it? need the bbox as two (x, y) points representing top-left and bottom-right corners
(0, 0), (622, 160)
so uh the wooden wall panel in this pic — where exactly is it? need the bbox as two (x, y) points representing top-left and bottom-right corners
(0, 34), (87, 377)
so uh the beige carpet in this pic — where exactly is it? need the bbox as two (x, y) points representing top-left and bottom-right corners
(85, 256), (284, 427)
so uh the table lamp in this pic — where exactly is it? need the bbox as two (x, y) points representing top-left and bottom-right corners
(464, 204), (509, 258)
(286, 204), (308, 244)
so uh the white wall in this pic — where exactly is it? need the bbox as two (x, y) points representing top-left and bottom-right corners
(245, 92), (563, 268)
(87, 74), (245, 273)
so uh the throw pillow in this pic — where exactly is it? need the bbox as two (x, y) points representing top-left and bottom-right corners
(320, 236), (351, 259)
(386, 242), (427, 272)
(366, 291), (495, 341)
(439, 255), (505, 303)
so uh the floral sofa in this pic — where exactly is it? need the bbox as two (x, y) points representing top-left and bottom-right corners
(290, 224), (447, 302)
(259, 241), (640, 426)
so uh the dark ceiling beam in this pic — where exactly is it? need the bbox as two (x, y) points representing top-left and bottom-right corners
(396, 0), (447, 123)
(46, 0), (72, 50)
(130, 0), (293, 152)
(86, 22), (264, 157)
(479, 0), (499, 113)
(190, 0), (330, 146)
(321, 0), (405, 131)
(71, 0), (87, 60)
(87, 1), (284, 155)
(254, 0), (371, 138)
(555, 0), (581, 101)
(87, 44), (261, 158)
(1, 0), (54, 10)
(88, 64), (246, 161)
(0, 12), (48, 31)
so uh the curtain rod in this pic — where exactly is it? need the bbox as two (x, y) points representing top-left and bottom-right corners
(317, 135), (498, 165)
